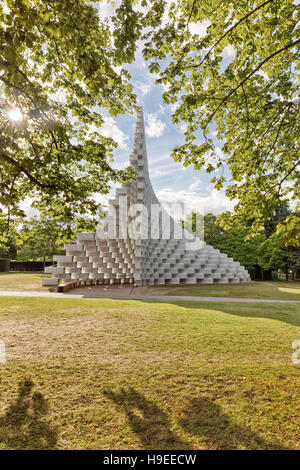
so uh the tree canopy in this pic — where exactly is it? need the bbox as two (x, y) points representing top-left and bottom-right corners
(0, 0), (138, 242)
(182, 210), (299, 279)
(1, 0), (299, 246)
(133, 0), (299, 238)
(17, 210), (97, 262)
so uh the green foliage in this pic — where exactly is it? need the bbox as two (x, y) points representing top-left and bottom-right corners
(0, 258), (10, 271)
(0, 212), (20, 257)
(17, 211), (97, 261)
(263, 201), (291, 238)
(276, 209), (300, 246)
(182, 212), (264, 270)
(136, 0), (300, 239)
(181, 209), (298, 275)
(0, 0), (137, 240)
(217, 227), (264, 272)
(182, 212), (225, 248)
(257, 233), (286, 271)
(18, 216), (65, 261)
(285, 246), (300, 275)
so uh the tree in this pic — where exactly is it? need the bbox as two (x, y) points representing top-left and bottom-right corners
(217, 227), (264, 273)
(0, 229), (17, 259)
(127, 0), (300, 238)
(0, 0), (138, 240)
(257, 233), (286, 272)
(18, 216), (68, 265)
(17, 211), (98, 265)
(182, 207), (299, 279)
(276, 210), (300, 246)
(181, 211), (264, 272)
(285, 246), (300, 280)
(181, 212), (225, 247)
(263, 201), (291, 238)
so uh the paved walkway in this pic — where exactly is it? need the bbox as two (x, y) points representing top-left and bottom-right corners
(0, 285), (299, 303)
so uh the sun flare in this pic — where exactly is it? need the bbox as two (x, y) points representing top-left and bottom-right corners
(8, 107), (23, 121)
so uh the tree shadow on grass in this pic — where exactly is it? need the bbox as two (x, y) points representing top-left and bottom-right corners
(136, 299), (300, 327)
(104, 387), (191, 449)
(179, 395), (287, 450)
(0, 379), (58, 449)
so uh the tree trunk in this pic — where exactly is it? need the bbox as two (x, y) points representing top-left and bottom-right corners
(285, 265), (289, 281)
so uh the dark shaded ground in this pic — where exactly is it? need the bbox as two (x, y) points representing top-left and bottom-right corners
(0, 379), (58, 449)
(104, 387), (286, 450)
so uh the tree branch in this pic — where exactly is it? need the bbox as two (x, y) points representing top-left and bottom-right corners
(189, 0), (274, 69)
(0, 75), (32, 100)
(204, 38), (300, 133)
(0, 151), (55, 190)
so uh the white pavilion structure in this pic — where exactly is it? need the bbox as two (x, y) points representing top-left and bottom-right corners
(43, 108), (250, 287)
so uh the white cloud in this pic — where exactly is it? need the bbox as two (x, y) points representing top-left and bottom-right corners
(135, 81), (151, 97)
(148, 153), (184, 179)
(189, 19), (211, 37)
(98, 1), (117, 18)
(19, 197), (39, 218)
(2, 2), (10, 14)
(150, 165), (181, 179)
(256, 70), (269, 81)
(204, 147), (224, 170)
(145, 113), (166, 138)
(169, 102), (179, 113)
(221, 44), (236, 58)
(89, 118), (129, 150)
(179, 123), (187, 134)
(157, 186), (235, 217)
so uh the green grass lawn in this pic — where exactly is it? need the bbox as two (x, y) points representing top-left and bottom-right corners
(0, 296), (299, 450)
(140, 280), (300, 301)
(0, 271), (51, 291)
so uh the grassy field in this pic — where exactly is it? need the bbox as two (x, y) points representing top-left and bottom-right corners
(140, 281), (300, 301)
(0, 296), (299, 450)
(0, 272), (51, 292)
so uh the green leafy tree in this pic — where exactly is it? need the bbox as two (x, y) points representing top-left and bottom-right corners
(0, 230), (17, 259)
(263, 201), (291, 238)
(181, 211), (264, 272)
(257, 233), (286, 271)
(0, 0), (137, 240)
(276, 210), (300, 246)
(18, 216), (68, 265)
(182, 207), (299, 279)
(0, 213), (20, 258)
(285, 246), (300, 279)
(182, 212), (226, 247)
(217, 227), (265, 273)
(128, 0), (300, 238)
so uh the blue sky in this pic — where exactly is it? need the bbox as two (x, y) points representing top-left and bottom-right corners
(94, 2), (236, 217)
